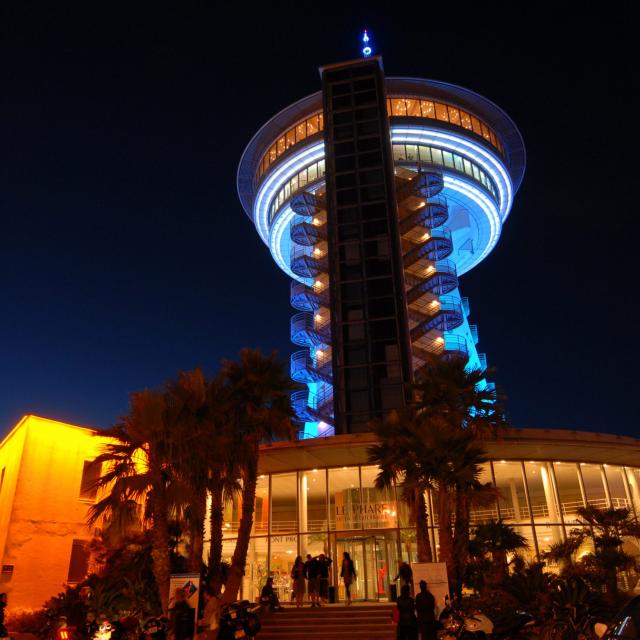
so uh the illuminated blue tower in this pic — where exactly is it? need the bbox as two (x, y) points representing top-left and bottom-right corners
(237, 54), (525, 437)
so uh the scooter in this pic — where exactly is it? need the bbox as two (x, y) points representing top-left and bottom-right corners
(218, 601), (261, 640)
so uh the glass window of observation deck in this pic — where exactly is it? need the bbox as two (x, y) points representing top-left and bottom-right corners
(447, 106), (461, 126)
(406, 99), (421, 117)
(420, 100), (435, 118)
(435, 103), (448, 122)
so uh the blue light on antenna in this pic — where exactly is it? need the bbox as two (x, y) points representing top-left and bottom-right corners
(362, 30), (372, 57)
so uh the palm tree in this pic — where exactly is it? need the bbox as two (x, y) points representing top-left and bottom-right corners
(413, 356), (505, 437)
(369, 410), (434, 562)
(414, 356), (506, 591)
(470, 519), (529, 588)
(370, 411), (490, 587)
(567, 506), (640, 602)
(89, 389), (183, 613)
(220, 349), (297, 603)
(89, 371), (206, 612)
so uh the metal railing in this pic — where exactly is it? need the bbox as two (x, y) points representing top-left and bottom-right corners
(290, 349), (332, 384)
(290, 191), (326, 217)
(403, 227), (453, 265)
(406, 259), (458, 301)
(396, 170), (444, 201)
(290, 244), (328, 278)
(399, 195), (449, 233)
(290, 312), (331, 347)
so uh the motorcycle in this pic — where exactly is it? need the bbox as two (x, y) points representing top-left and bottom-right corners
(140, 616), (168, 640)
(438, 599), (534, 639)
(217, 601), (261, 640)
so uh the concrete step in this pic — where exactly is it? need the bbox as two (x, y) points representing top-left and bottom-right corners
(258, 605), (396, 640)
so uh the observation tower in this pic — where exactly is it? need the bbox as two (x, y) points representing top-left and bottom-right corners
(238, 52), (525, 437)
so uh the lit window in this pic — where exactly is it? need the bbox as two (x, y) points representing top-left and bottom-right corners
(406, 99), (421, 117)
(277, 136), (286, 155)
(392, 99), (407, 116)
(460, 111), (472, 129)
(448, 107), (461, 125)
(435, 103), (449, 122)
(420, 100), (435, 118)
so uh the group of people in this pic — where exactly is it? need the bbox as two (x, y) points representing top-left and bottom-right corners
(394, 581), (437, 640)
(290, 552), (332, 608)
(261, 551), (358, 610)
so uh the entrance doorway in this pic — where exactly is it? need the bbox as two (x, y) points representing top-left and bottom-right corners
(332, 530), (399, 601)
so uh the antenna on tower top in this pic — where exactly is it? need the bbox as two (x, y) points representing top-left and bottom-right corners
(361, 29), (372, 57)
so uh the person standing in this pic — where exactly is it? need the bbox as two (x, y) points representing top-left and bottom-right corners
(395, 584), (418, 640)
(304, 554), (320, 607)
(68, 586), (92, 640)
(340, 552), (356, 606)
(415, 580), (437, 640)
(317, 554), (332, 605)
(169, 588), (195, 640)
(0, 593), (8, 640)
(291, 556), (306, 608)
(394, 561), (414, 595)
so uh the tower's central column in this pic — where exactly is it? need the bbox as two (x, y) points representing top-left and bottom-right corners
(320, 57), (414, 433)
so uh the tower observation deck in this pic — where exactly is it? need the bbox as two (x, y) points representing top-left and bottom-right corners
(237, 55), (525, 437)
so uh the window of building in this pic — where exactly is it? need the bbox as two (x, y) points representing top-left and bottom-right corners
(329, 467), (361, 530)
(0, 467), (5, 496)
(271, 473), (297, 534)
(580, 464), (607, 507)
(492, 461), (527, 524)
(80, 460), (101, 500)
(67, 539), (90, 583)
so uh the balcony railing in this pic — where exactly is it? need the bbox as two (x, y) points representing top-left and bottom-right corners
(396, 170), (444, 201)
(290, 311), (331, 347)
(398, 194), (449, 233)
(403, 227), (453, 266)
(405, 259), (458, 301)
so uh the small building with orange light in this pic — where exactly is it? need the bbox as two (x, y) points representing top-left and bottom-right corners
(0, 415), (109, 610)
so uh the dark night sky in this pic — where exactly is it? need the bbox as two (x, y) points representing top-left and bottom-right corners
(1, 2), (638, 439)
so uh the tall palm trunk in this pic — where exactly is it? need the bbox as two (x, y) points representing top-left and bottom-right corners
(437, 485), (455, 585)
(187, 490), (206, 573)
(208, 480), (225, 594)
(415, 489), (433, 562)
(453, 488), (470, 596)
(149, 482), (171, 613)
(224, 451), (258, 603)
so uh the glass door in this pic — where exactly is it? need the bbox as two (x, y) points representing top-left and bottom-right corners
(333, 532), (396, 601)
(334, 534), (366, 601)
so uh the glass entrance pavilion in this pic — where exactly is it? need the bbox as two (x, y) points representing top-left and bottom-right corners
(214, 428), (640, 602)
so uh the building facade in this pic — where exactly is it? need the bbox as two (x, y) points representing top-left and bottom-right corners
(0, 416), (107, 610)
(232, 54), (640, 602)
(221, 430), (640, 602)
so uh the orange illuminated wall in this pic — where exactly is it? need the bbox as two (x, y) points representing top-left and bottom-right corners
(0, 415), (111, 610)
